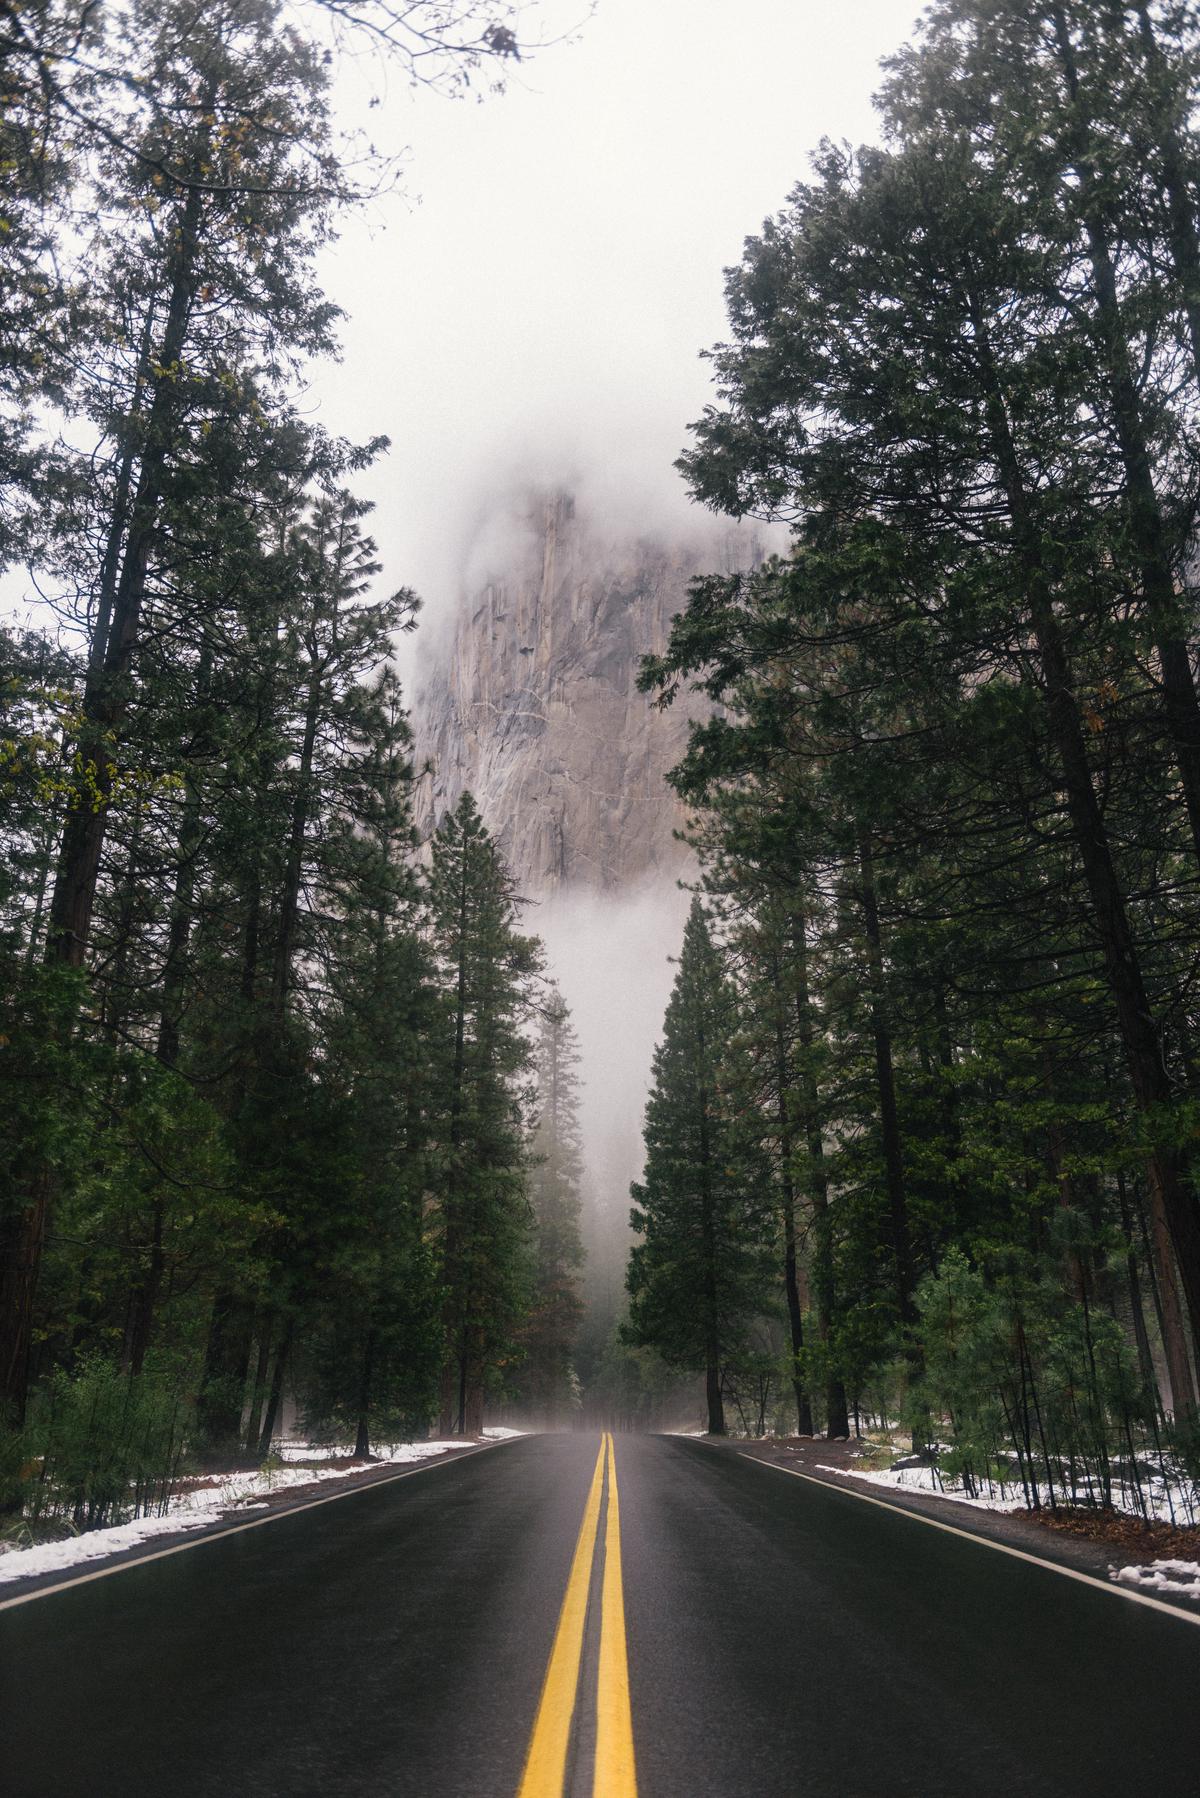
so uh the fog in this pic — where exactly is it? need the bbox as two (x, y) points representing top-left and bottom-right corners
(312, 0), (922, 664)
(533, 877), (692, 1247)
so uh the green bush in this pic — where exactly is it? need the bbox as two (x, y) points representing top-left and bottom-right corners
(24, 1353), (193, 1531)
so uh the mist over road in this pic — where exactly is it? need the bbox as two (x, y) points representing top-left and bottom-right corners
(1, 1434), (1196, 1797)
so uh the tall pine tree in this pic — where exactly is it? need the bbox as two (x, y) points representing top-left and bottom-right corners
(518, 990), (585, 1423)
(427, 793), (540, 1435)
(626, 899), (774, 1435)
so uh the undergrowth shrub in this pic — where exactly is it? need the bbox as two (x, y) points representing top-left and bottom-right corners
(24, 1352), (194, 1531)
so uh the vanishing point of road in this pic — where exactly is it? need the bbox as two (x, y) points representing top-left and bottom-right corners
(2, 1432), (1198, 1797)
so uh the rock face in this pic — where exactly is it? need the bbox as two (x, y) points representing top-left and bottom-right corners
(412, 491), (758, 894)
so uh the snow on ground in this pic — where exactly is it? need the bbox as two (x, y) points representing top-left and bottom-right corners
(0, 1506), (229, 1585)
(1103, 1471), (1200, 1528)
(481, 1426), (525, 1439)
(814, 1423), (1199, 1526)
(0, 1439), (477, 1587)
(1112, 1559), (1200, 1602)
(174, 1439), (465, 1510)
(816, 1462), (1028, 1513)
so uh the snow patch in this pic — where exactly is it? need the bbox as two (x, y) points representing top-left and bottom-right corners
(816, 1462), (1027, 1513)
(481, 1426), (525, 1439)
(1111, 1559), (1200, 1602)
(166, 1440), (463, 1513)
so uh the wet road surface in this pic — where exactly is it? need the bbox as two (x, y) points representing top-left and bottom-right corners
(2, 1432), (1198, 1797)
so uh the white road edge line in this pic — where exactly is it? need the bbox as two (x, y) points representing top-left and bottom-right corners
(0, 1440), (505, 1614)
(736, 1452), (1200, 1629)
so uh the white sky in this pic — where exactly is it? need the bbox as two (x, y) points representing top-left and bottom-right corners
(310, 0), (925, 641)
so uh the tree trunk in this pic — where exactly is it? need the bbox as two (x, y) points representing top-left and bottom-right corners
(437, 851), (472, 1437)
(353, 1331), (376, 1458)
(198, 1295), (254, 1458)
(1117, 1170), (1163, 1410)
(705, 1361), (725, 1438)
(463, 1367), (485, 1438)
(1143, 1167), (1196, 1418)
(771, 949), (813, 1434)
(858, 840), (925, 1450)
(438, 1362), (457, 1438)
(857, 838), (916, 1330)
(0, 1162), (52, 1425)
(782, 1207), (812, 1436)
(443, 1321), (485, 1438)
(0, 187), (206, 1424)
(696, 1023), (726, 1436)
(790, 912), (850, 1437)
(243, 1320), (273, 1458)
(1131, 3), (1200, 384)
(258, 1321), (292, 1458)
(46, 180), (205, 971)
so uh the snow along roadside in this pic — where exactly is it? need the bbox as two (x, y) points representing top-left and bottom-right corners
(1112, 1560), (1200, 1601)
(815, 1461), (1027, 1513)
(0, 1431), (523, 1587)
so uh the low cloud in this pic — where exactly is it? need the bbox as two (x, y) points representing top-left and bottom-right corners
(532, 876), (692, 1275)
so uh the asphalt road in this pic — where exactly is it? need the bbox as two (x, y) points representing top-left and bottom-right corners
(1, 1433), (1198, 1798)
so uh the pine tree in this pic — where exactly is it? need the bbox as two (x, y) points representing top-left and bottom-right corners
(426, 793), (540, 1435)
(518, 990), (585, 1423)
(292, 669), (442, 1456)
(626, 899), (774, 1435)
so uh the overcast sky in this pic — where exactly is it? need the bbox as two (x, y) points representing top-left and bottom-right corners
(311, 0), (924, 643)
(0, 3), (925, 641)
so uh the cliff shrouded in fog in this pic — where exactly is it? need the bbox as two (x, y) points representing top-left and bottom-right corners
(411, 490), (764, 1384)
(413, 491), (758, 894)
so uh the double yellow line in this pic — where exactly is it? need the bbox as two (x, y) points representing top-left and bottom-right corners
(516, 1433), (637, 1798)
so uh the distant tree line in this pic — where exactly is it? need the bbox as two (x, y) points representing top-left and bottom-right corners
(625, 0), (1200, 1516)
(0, 0), (582, 1533)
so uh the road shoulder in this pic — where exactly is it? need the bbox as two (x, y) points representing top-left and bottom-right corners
(690, 1434), (1200, 1617)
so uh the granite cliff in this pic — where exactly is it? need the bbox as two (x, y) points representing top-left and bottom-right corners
(411, 491), (760, 895)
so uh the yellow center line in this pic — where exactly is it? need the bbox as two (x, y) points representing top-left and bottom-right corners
(517, 1437), (607, 1798)
(595, 1432), (638, 1798)
(516, 1434), (639, 1798)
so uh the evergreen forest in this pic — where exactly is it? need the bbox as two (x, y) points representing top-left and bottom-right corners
(621, 0), (1200, 1524)
(0, 0), (585, 1535)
